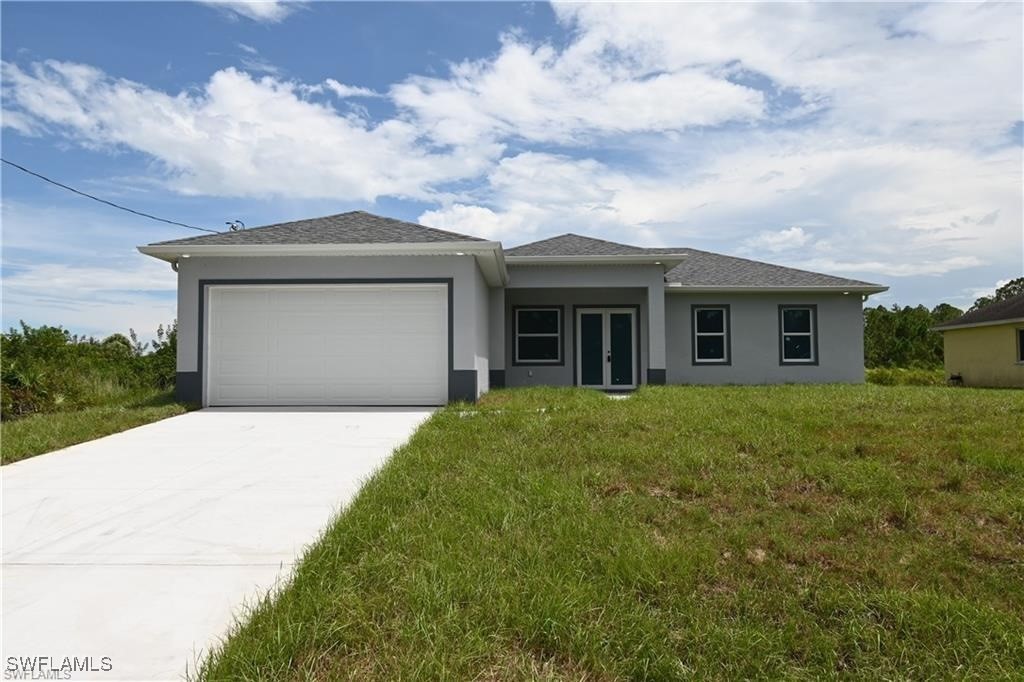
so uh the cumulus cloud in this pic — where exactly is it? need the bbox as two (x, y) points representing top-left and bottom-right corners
(1, 61), (500, 201)
(392, 35), (765, 146)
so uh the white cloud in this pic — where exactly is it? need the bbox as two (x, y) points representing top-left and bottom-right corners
(236, 43), (258, 55)
(1, 201), (178, 339)
(551, 2), (1023, 146)
(200, 1), (300, 23)
(741, 227), (812, 254)
(419, 204), (525, 241)
(1, 109), (42, 135)
(419, 137), (1021, 278)
(392, 35), (765, 146)
(1, 61), (500, 201)
(324, 78), (383, 99)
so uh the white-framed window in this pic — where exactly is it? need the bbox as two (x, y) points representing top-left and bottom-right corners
(692, 305), (730, 364)
(514, 307), (562, 364)
(779, 305), (817, 364)
(1017, 328), (1024, 363)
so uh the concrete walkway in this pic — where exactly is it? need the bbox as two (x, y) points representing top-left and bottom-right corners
(1, 407), (433, 680)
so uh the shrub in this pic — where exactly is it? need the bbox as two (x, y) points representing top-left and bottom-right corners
(0, 321), (177, 420)
(866, 367), (947, 386)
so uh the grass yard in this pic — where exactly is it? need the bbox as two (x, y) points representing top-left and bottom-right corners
(199, 385), (1023, 680)
(1, 388), (194, 464)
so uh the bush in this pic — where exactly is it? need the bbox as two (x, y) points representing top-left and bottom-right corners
(866, 367), (947, 386)
(0, 321), (177, 420)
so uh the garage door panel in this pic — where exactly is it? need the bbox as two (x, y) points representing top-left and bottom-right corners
(214, 383), (271, 403)
(207, 284), (447, 406)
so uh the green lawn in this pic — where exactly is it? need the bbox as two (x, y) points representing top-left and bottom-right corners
(198, 385), (1023, 680)
(1, 389), (194, 464)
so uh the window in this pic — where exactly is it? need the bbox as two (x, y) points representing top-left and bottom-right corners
(692, 305), (730, 364)
(515, 307), (562, 364)
(1017, 329), (1024, 363)
(779, 305), (818, 364)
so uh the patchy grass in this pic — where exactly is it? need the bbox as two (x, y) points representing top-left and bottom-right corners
(1, 389), (194, 464)
(198, 385), (1024, 680)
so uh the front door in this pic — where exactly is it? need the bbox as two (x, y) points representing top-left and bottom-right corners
(576, 308), (637, 389)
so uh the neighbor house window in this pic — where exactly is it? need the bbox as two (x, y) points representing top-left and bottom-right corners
(779, 305), (818, 364)
(515, 307), (562, 364)
(1017, 329), (1024, 363)
(692, 305), (730, 364)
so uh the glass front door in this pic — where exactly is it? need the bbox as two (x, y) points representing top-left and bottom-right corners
(576, 308), (637, 389)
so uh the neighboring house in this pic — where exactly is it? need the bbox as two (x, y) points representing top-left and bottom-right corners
(932, 295), (1024, 388)
(138, 211), (887, 406)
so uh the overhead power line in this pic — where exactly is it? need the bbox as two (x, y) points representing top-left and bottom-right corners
(1, 158), (219, 234)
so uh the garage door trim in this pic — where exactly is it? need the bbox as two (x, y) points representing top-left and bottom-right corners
(197, 278), (454, 406)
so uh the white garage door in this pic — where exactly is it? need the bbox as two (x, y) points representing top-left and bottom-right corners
(206, 284), (448, 406)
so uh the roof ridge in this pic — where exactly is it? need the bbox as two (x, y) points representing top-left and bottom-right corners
(149, 210), (484, 246)
(508, 232), (645, 252)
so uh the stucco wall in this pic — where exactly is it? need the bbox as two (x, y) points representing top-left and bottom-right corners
(504, 287), (649, 387)
(472, 264), (490, 396)
(174, 255), (487, 400)
(943, 323), (1024, 388)
(665, 292), (866, 384)
(502, 263), (665, 387)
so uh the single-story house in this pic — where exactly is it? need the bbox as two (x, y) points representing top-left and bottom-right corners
(138, 211), (887, 406)
(932, 294), (1024, 388)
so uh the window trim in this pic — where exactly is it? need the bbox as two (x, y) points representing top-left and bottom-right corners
(1016, 327), (1024, 364)
(691, 304), (732, 365)
(778, 304), (819, 366)
(512, 306), (565, 366)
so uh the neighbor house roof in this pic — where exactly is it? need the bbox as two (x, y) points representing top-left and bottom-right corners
(150, 211), (485, 246)
(932, 294), (1024, 331)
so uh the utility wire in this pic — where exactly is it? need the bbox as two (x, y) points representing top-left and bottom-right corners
(1, 158), (219, 233)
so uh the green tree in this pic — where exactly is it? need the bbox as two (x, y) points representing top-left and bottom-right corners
(863, 303), (962, 369)
(969, 277), (1024, 311)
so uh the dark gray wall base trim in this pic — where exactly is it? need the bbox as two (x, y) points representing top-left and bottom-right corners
(489, 369), (506, 389)
(175, 371), (202, 404)
(451, 370), (478, 402)
(647, 369), (666, 385)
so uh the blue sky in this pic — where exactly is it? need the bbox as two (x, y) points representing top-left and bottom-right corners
(2, 1), (1022, 340)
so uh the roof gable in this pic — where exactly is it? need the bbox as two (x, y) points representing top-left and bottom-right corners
(505, 233), (648, 257)
(933, 294), (1024, 330)
(149, 211), (485, 246)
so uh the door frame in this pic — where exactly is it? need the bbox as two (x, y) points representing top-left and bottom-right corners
(572, 305), (641, 389)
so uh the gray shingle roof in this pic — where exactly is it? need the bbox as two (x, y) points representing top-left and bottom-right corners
(507, 234), (883, 289)
(663, 248), (882, 289)
(933, 294), (1024, 329)
(150, 211), (485, 246)
(505, 233), (649, 256)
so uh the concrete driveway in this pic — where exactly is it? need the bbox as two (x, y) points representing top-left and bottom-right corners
(1, 407), (433, 681)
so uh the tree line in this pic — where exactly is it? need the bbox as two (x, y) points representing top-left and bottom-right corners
(1, 322), (177, 419)
(865, 278), (1023, 369)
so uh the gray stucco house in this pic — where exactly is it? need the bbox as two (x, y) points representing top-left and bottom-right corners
(139, 211), (887, 406)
